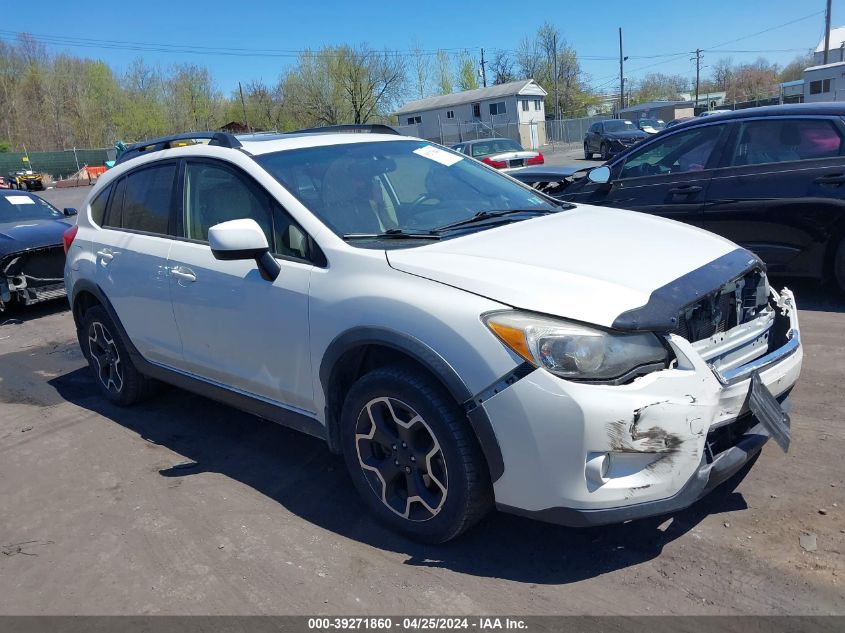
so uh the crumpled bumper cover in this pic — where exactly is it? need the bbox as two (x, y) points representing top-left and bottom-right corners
(482, 288), (801, 527)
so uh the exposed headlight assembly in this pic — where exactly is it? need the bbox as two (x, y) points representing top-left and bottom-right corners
(483, 311), (669, 383)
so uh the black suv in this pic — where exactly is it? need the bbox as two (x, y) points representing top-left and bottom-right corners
(518, 103), (845, 291)
(584, 119), (648, 160)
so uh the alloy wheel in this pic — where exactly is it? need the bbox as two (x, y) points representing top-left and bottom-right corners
(355, 397), (448, 521)
(88, 321), (123, 394)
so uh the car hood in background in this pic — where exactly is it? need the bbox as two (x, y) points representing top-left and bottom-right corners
(605, 131), (648, 140)
(0, 219), (72, 258)
(509, 165), (586, 182)
(386, 206), (739, 328)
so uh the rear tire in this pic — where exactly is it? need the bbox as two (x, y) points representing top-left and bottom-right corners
(79, 305), (158, 406)
(340, 365), (493, 543)
(600, 142), (610, 161)
(584, 143), (592, 159)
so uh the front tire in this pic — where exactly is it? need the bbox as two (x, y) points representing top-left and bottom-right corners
(79, 305), (158, 405)
(600, 142), (610, 161)
(341, 365), (493, 543)
(584, 143), (593, 159)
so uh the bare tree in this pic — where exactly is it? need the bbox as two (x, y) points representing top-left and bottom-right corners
(490, 51), (515, 85)
(410, 41), (431, 99)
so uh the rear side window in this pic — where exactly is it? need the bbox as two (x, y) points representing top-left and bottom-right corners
(122, 164), (177, 234)
(103, 163), (176, 234)
(731, 118), (845, 166)
(89, 184), (111, 226)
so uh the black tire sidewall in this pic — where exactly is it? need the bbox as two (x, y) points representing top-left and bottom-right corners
(340, 367), (488, 543)
(835, 237), (845, 292)
(79, 305), (145, 405)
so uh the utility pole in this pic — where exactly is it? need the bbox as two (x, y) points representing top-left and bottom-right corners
(824, 0), (832, 64)
(480, 48), (488, 87)
(618, 28), (625, 112)
(553, 33), (560, 120)
(692, 48), (702, 106)
(238, 82), (251, 134)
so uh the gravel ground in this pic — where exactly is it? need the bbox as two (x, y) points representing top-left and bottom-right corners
(1, 165), (842, 617)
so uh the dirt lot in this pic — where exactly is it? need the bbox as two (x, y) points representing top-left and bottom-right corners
(0, 186), (842, 616)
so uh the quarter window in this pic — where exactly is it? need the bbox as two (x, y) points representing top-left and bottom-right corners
(104, 163), (176, 234)
(89, 184), (112, 226)
(731, 118), (845, 166)
(620, 125), (723, 179)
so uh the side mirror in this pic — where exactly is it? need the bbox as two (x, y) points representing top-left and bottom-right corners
(63, 207), (78, 216)
(588, 166), (611, 185)
(208, 218), (280, 282)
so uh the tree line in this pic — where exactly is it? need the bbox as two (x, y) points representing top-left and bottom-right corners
(0, 29), (815, 152)
(626, 53), (813, 107)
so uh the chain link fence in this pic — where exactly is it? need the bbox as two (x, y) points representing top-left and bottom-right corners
(395, 120), (543, 149)
(544, 115), (615, 147)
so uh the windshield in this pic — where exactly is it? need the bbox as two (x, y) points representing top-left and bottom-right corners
(0, 193), (63, 223)
(603, 120), (637, 133)
(256, 140), (558, 241)
(469, 138), (523, 157)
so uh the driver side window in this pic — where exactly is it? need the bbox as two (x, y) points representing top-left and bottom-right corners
(619, 125), (724, 179)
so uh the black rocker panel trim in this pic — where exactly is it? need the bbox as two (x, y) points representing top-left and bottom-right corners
(70, 280), (325, 440)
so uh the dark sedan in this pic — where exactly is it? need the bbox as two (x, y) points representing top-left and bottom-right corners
(513, 103), (845, 291)
(0, 190), (77, 311)
(584, 119), (648, 160)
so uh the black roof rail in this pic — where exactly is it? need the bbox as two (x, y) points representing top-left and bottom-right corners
(286, 124), (401, 136)
(115, 131), (242, 165)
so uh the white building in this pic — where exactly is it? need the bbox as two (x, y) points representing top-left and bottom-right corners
(814, 26), (845, 65)
(804, 61), (845, 102)
(394, 79), (548, 149)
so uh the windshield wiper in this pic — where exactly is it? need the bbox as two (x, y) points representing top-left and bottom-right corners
(342, 228), (441, 241)
(432, 208), (556, 233)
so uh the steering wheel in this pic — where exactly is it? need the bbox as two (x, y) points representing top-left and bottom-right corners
(410, 193), (442, 209)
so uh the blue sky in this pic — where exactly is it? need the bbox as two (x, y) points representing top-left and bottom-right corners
(1, 0), (837, 96)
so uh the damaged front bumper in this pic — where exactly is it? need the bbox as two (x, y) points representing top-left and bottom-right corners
(0, 245), (67, 310)
(484, 288), (802, 527)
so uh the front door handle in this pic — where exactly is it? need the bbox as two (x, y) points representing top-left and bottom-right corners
(96, 249), (113, 264)
(170, 266), (197, 283)
(667, 185), (703, 196)
(813, 173), (845, 185)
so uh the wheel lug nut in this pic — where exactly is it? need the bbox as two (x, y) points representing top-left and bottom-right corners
(391, 444), (397, 451)
(394, 459), (399, 466)
(405, 466), (411, 473)
(410, 456), (416, 462)
(401, 442), (407, 448)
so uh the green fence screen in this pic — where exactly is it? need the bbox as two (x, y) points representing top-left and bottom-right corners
(0, 148), (112, 180)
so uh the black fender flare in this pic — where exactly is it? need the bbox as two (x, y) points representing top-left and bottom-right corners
(319, 327), (505, 482)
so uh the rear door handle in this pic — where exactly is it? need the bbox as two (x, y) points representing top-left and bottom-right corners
(96, 249), (113, 264)
(667, 185), (703, 195)
(813, 173), (845, 185)
(170, 266), (197, 283)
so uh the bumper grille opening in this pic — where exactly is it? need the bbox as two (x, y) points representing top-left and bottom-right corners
(705, 388), (791, 463)
(673, 268), (768, 343)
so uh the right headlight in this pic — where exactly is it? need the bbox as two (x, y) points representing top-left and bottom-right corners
(483, 310), (669, 383)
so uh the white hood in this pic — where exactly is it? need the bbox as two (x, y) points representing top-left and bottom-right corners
(386, 205), (738, 328)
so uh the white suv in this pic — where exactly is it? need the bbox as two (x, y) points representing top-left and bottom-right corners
(64, 127), (802, 543)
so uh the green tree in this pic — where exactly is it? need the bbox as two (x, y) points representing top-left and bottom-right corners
(457, 51), (478, 91)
